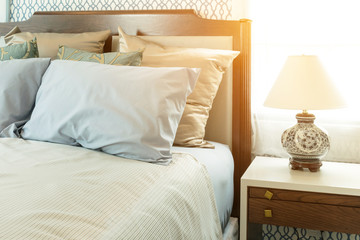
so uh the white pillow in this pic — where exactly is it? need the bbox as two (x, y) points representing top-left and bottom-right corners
(21, 60), (200, 163)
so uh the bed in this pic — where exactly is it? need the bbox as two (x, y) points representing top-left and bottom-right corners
(0, 10), (251, 239)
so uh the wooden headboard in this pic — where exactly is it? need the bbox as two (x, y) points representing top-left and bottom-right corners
(0, 10), (251, 218)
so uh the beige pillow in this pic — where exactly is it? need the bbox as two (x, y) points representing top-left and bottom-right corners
(118, 27), (239, 148)
(5, 26), (110, 59)
(0, 26), (19, 47)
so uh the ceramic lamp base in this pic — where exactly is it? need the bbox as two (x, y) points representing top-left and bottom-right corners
(281, 111), (329, 172)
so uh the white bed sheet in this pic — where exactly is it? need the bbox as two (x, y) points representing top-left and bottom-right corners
(172, 141), (234, 231)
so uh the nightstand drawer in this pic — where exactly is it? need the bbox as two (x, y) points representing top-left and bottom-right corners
(249, 187), (360, 207)
(248, 189), (360, 234)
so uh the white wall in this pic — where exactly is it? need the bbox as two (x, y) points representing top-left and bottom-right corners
(232, 0), (249, 19)
(0, 0), (8, 22)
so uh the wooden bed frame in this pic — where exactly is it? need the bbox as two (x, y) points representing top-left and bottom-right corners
(0, 10), (251, 218)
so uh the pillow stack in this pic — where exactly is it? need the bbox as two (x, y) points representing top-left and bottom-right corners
(0, 26), (239, 163)
(118, 27), (239, 148)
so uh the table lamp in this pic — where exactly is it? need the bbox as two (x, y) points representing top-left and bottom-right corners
(264, 55), (346, 172)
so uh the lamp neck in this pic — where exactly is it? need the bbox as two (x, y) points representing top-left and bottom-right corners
(296, 110), (315, 123)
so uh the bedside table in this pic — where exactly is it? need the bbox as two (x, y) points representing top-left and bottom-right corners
(240, 156), (360, 240)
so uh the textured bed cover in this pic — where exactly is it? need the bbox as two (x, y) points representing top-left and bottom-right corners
(0, 138), (222, 239)
(172, 141), (234, 231)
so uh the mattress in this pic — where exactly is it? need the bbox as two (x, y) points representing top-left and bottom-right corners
(172, 141), (234, 231)
(0, 138), (222, 239)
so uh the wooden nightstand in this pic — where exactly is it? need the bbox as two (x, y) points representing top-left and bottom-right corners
(240, 156), (360, 240)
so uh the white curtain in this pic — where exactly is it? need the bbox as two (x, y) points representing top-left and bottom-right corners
(250, 0), (360, 164)
(0, 0), (9, 22)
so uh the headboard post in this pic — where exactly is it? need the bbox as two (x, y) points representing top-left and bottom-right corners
(232, 19), (252, 217)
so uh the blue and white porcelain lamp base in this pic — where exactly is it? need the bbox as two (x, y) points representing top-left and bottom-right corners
(281, 110), (330, 172)
(264, 55), (346, 171)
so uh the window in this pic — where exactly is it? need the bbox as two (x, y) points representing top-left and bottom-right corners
(250, 0), (360, 162)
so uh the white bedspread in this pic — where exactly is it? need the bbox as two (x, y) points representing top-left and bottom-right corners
(0, 138), (222, 240)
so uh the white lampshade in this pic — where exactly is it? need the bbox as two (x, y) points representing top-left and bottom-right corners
(264, 55), (346, 110)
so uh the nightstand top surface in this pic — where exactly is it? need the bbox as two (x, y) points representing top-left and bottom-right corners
(242, 157), (360, 196)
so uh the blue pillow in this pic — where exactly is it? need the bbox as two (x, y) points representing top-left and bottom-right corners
(0, 58), (51, 137)
(0, 38), (39, 60)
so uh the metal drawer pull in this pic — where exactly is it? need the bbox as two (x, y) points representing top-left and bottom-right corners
(264, 190), (273, 200)
(264, 210), (272, 218)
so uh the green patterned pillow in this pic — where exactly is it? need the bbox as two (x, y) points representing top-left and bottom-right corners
(57, 46), (142, 66)
(0, 38), (39, 61)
